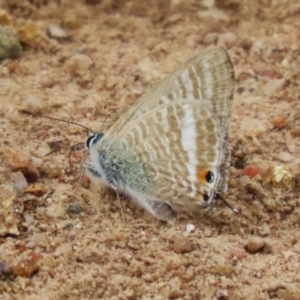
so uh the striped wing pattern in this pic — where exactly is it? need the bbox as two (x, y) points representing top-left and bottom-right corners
(96, 47), (235, 219)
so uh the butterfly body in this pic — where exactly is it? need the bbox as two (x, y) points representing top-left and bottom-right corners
(86, 46), (235, 220)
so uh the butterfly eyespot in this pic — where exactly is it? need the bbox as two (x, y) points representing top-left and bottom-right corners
(205, 171), (214, 183)
(198, 169), (214, 184)
(203, 193), (209, 202)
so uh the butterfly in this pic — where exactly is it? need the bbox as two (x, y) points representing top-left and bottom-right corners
(85, 46), (235, 220)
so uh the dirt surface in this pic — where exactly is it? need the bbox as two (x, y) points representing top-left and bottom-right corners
(1, 0), (300, 299)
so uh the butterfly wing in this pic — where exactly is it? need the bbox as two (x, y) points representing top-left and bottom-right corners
(96, 46), (234, 219)
(103, 46), (234, 144)
(116, 100), (229, 211)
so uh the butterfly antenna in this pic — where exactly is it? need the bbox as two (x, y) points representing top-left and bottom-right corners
(21, 109), (94, 135)
(217, 193), (239, 213)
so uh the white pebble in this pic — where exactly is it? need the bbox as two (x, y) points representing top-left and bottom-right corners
(48, 24), (68, 39)
(24, 213), (34, 224)
(186, 224), (195, 233)
(11, 171), (28, 192)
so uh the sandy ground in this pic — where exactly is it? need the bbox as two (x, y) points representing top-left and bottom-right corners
(1, 0), (300, 299)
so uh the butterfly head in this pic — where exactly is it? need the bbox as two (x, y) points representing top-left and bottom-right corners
(85, 132), (107, 180)
(86, 133), (104, 149)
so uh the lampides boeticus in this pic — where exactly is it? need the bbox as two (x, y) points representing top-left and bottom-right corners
(85, 46), (235, 220)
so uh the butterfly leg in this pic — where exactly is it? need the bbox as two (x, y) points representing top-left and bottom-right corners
(110, 184), (125, 222)
(83, 162), (102, 178)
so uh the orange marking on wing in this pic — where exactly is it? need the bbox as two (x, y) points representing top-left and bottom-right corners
(198, 169), (209, 183)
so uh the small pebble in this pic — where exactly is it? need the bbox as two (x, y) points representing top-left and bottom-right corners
(29, 233), (48, 246)
(239, 175), (251, 187)
(203, 227), (213, 237)
(262, 78), (285, 97)
(277, 151), (293, 162)
(116, 240), (126, 249)
(41, 255), (57, 268)
(23, 213), (34, 225)
(0, 184), (20, 235)
(13, 200), (24, 215)
(41, 162), (61, 179)
(244, 181), (266, 200)
(64, 53), (93, 76)
(0, 261), (14, 281)
(36, 207), (45, 216)
(215, 289), (229, 299)
(77, 250), (106, 264)
(0, 9), (13, 26)
(245, 237), (266, 253)
(217, 31), (237, 48)
(8, 150), (39, 183)
(230, 218), (243, 235)
(66, 203), (84, 215)
(242, 165), (261, 179)
(46, 198), (52, 204)
(17, 22), (59, 52)
(24, 184), (44, 197)
(127, 240), (140, 250)
(11, 259), (39, 277)
(11, 171), (28, 193)
(63, 18), (81, 29)
(214, 260), (235, 278)
(270, 116), (287, 129)
(258, 224), (271, 236)
(48, 24), (68, 39)
(63, 223), (74, 231)
(173, 234), (192, 254)
(262, 165), (295, 192)
(0, 25), (22, 59)
(186, 224), (195, 233)
(55, 243), (73, 256)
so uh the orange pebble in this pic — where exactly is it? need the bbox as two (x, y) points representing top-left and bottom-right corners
(242, 165), (261, 179)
